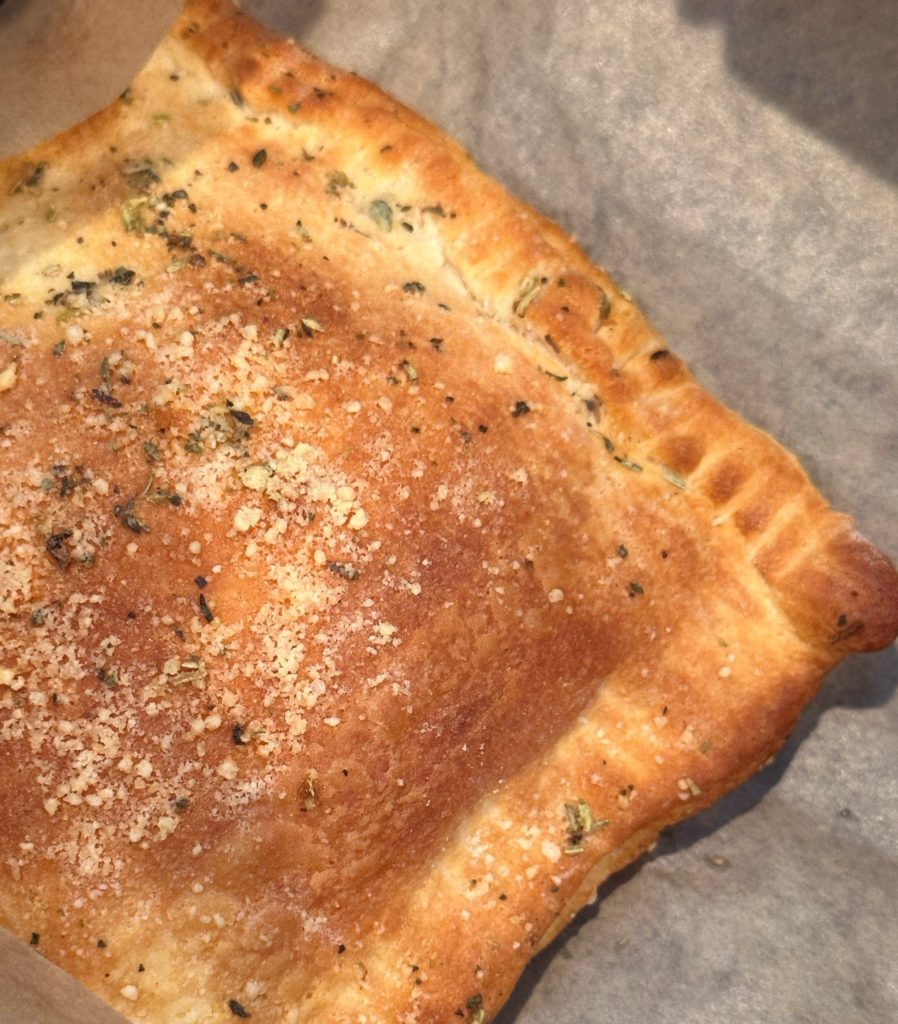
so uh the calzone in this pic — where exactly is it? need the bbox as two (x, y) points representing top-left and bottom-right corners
(1, 1), (896, 1021)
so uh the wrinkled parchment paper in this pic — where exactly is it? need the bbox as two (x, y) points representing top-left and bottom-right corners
(2, 1), (895, 1021)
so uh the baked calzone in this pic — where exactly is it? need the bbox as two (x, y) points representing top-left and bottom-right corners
(1, 1), (896, 1021)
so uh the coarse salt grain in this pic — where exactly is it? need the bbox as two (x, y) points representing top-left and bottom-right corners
(548, 588), (564, 603)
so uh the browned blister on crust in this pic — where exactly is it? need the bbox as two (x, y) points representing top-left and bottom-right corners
(0, 1), (895, 1022)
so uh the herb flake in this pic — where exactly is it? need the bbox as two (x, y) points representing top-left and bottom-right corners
(563, 798), (608, 854)
(368, 199), (393, 231)
(11, 161), (48, 193)
(326, 170), (353, 195)
(143, 440), (163, 463)
(327, 561), (359, 581)
(198, 593), (214, 623)
(46, 530), (73, 569)
(466, 994), (486, 1024)
(512, 274), (546, 317)
(614, 454), (643, 472)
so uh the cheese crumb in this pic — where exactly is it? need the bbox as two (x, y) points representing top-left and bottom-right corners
(0, 363), (17, 392)
(541, 840), (562, 863)
(494, 354), (513, 374)
(157, 815), (180, 837)
(548, 588), (564, 604)
(218, 758), (239, 780)
(348, 509), (368, 531)
(241, 464), (270, 491)
(234, 505), (262, 532)
(120, 985), (139, 1002)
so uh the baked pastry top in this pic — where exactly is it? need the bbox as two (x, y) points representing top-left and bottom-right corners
(1, 1), (896, 1021)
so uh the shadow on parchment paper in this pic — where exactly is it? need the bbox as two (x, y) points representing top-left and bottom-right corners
(678, 0), (898, 185)
(0, 0), (28, 23)
(0, 0), (326, 26)
(495, 642), (898, 1023)
(656, 642), (898, 854)
(241, 0), (324, 39)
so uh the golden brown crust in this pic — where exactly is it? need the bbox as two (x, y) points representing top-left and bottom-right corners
(0, 1), (896, 1021)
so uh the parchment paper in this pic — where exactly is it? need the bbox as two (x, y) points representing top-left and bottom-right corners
(0, 928), (128, 1024)
(1, 1), (895, 1022)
